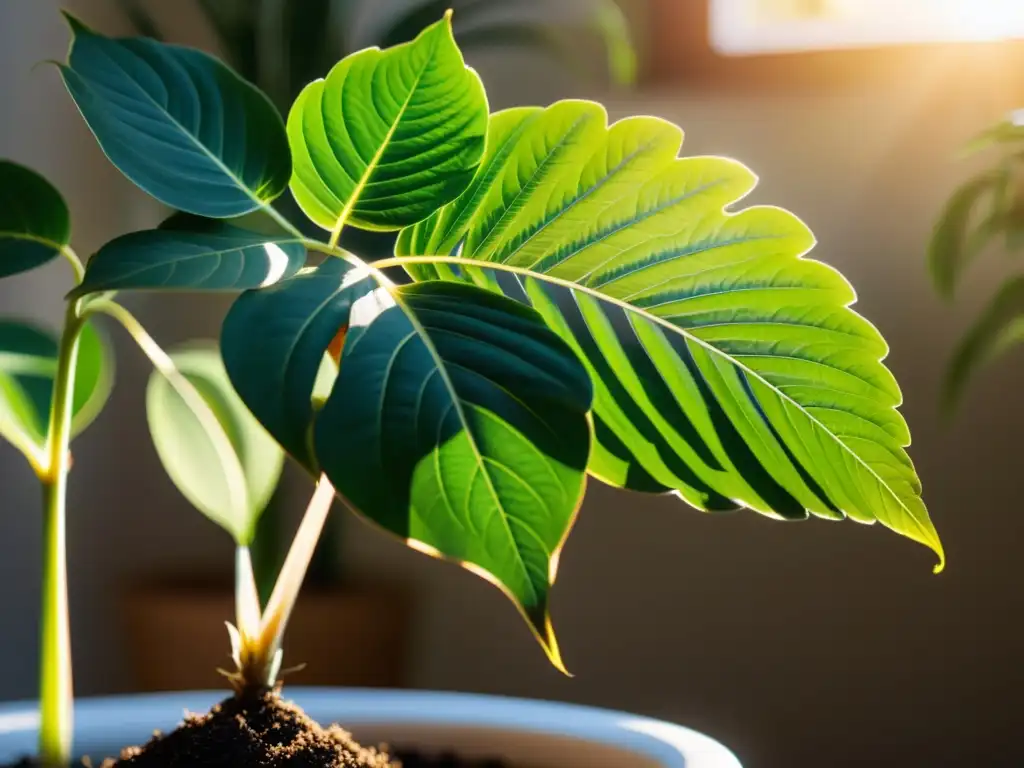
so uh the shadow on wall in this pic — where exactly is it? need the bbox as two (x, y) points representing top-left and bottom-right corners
(1, 2), (1023, 768)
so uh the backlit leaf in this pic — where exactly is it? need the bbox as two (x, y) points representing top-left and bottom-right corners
(287, 13), (487, 233)
(0, 320), (112, 472)
(146, 343), (284, 543)
(399, 101), (943, 569)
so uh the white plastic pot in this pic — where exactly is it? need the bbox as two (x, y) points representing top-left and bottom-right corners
(0, 688), (742, 767)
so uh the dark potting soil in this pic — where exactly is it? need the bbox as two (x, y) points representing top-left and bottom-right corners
(0, 690), (511, 768)
(103, 689), (391, 767)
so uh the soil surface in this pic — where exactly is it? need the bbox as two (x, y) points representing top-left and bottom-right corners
(0, 690), (511, 767)
(103, 688), (392, 767)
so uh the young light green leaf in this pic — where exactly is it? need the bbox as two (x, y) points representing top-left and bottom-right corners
(0, 161), (70, 279)
(398, 100), (943, 570)
(0, 320), (112, 472)
(59, 14), (291, 218)
(943, 276), (1024, 412)
(928, 169), (1006, 300)
(72, 220), (306, 297)
(222, 260), (594, 668)
(221, 258), (377, 470)
(146, 343), (284, 544)
(287, 13), (488, 234)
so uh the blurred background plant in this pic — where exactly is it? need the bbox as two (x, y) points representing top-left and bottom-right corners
(108, 0), (637, 693)
(928, 111), (1024, 412)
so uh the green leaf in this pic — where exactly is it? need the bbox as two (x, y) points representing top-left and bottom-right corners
(59, 13), (291, 218)
(943, 276), (1024, 412)
(398, 101), (943, 570)
(287, 13), (488, 233)
(222, 260), (594, 667)
(0, 161), (70, 279)
(72, 220), (306, 297)
(222, 258), (377, 470)
(0, 320), (113, 471)
(929, 170), (1005, 299)
(146, 343), (284, 544)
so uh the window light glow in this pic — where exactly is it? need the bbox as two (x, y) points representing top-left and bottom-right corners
(711, 0), (1024, 55)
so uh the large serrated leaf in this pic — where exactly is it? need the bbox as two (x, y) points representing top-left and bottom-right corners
(287, 13), (488, 234)
(60, 14), (290, 218)
(398, 100), (943, 569)
(222, 260), (593, 667)
(0, 320), (112, 471)
(146, 343), (284, 544)
(73, 220), (306, 296)
(0, 161), (70, 279)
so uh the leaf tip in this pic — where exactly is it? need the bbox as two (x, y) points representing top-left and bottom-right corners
(925, 531), (946, 575)
(534, 612), (572, 677)
(60, 9), (93, 38)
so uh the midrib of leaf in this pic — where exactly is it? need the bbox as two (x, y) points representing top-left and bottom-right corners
(327, 33), (441, 247)
(382, 254), (942, 566)
(0, 232), (67, 252)
(388, 288), (542, 602)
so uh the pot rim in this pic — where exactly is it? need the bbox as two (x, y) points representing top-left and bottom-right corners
(0, 688), (742, 768)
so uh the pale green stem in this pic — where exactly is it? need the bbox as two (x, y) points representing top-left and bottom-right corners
(38, 302), (85, 768)
(254, 475), (336, 685)
(235, 546), (261, 642)
(59, 246), (84, 284)
(82, 300), (250, 518)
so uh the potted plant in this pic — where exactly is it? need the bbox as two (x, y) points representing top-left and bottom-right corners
(110, 0), (638, 695)
(0, 8), (942, 767)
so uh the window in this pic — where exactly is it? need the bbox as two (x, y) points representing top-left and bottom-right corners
(710, 0), (1024, 55)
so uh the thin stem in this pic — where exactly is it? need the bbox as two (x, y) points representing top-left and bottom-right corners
(59, 246), (85, 285)
(235, 546), (261, 641)
(254, 475), (336, 685)
(38, 302), (85, 768)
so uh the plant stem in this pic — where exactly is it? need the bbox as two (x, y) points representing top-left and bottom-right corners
(38, 302), (85, 768)
(253, 475), (336, 686)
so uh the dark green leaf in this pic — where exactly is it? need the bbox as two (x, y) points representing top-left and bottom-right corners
(0, 161), (70, 279)
(399, 101), (943, 569)
(0, 320), (112, 471)
(222, 258), (376, 469)
(146, 343), (284, 543)
(943, 276), (1024, 412)
(316, 279), (592, 667)
(60, 13), (291, 218)
(223, 259), (594, 666)
(287, 13), (488, 233)
(929, 170), (1005, 299)
(73, 221), (306, 296)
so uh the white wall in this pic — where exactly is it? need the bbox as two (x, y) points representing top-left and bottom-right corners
(1, 2), (1022, 767)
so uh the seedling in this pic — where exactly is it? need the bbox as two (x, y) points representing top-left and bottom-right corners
(0, 10), (942, 766)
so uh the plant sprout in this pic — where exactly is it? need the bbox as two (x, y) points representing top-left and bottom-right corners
(0, 9), (943, 766)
